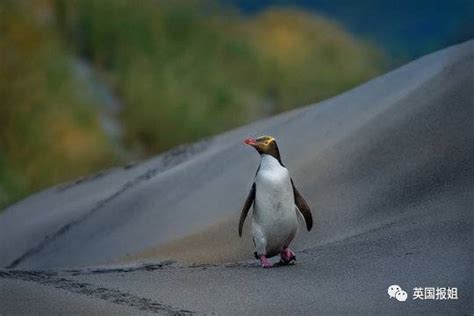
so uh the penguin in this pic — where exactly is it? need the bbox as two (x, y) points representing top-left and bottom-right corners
(238, 135), (313, 268)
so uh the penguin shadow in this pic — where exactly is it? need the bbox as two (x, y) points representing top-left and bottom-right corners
(271, 261), (297, 269)
(243, 261), (297, 269)
(238, 257), (297, 269)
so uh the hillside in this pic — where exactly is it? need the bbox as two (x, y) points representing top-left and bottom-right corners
(0, 0), (384, 209)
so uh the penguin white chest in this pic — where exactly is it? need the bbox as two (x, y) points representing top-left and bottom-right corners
(252, 155), (297, 256)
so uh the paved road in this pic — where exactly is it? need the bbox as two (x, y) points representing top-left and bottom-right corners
(1, 40), (473, 314)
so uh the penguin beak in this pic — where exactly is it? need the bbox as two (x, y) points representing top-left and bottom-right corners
(244, 138), (258, 147)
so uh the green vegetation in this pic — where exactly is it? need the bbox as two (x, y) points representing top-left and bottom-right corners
(0, 0), (385, 209)
(0, 1), (116, 208)
(57, 1), (384, 154)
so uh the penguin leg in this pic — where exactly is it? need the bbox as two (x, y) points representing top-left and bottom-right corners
(252, 223), (272, 268)
(280, 248), (296, 264)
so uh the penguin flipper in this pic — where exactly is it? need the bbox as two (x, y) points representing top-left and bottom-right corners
(238, 183), (256, 237)
(291, 180), (313, 231)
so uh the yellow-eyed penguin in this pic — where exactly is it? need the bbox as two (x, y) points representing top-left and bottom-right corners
(239, 136), (313, 268)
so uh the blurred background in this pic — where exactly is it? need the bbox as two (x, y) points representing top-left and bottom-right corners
(0, 0), (473, 209)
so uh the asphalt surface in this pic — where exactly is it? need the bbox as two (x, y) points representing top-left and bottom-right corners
(1, 40), (473, 314)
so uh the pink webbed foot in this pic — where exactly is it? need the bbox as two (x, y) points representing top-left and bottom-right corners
(259, 256), (273, 268)
(280, 248), (296, 264)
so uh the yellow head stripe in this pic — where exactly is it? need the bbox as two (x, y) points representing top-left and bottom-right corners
(256, 135), (275, 142)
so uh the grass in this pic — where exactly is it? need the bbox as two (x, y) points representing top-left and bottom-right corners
(0, 0), (386, 209)
(58, 1), (386, 155)
(0, 1), (116, 209)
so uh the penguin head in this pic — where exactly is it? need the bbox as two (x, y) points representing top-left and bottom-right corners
(244, 135), (282, 162)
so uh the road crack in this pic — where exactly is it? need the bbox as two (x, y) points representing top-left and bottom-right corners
(0, 270), (196, 315)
